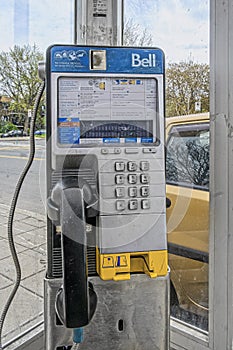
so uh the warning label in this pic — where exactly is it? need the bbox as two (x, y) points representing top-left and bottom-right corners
(93, 0), (107, 17)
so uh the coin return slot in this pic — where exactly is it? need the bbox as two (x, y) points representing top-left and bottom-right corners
(118, 319), (124, 332)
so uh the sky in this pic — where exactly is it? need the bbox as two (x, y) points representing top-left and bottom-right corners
(125, 0), (209, 63)
(0, 0), (209, 63)
(0, 0), (74, 56)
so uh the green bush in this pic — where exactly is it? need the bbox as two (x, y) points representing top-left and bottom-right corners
(0, 122), (18, 134)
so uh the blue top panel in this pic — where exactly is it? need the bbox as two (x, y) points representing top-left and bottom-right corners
(49, 45), (164, 75)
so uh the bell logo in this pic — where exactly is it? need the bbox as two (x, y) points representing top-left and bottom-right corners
(131, 53), (156, 67)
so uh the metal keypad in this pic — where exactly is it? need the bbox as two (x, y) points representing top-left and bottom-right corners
(114, 160), (151, 212)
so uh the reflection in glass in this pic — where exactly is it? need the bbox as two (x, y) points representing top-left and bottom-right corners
(167, 126), (209, 189)
(0, 0), (73, 345)
(166, 121), (209, 331)
(124, 0), (210, 334)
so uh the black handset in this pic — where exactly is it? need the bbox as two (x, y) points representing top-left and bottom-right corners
(48, 179), (97, 328)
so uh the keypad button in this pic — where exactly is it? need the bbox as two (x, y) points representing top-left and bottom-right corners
(114, 148), (121, 154)
(128, 199), (138, 210)
(115, 187), (125, 198)
(128, 174), (137, 184)
(140, 161), (150, 171)
(143, 148), (156, 153)
(128, 187), (137, 197)
(115, 162), (125, 172)
(140, 174), (150, 184)
(101, 148), (109, 154)
(115, 174), (125, 185)
(141, 199), (150, 210)
(140, 186), (150, 197)
(125, 148), (139, 154)
(127, 161), (137, 172)
(116, 200), (126, 211)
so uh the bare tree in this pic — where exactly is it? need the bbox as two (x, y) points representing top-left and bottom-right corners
(123, 18), (153, 46)
(166, 61), (209, 117)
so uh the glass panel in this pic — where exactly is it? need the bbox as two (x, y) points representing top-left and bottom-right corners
(0, 0), (210, 345)
(0, 0), (74, 51)
(0, 0), (73, 346)
(124, 0), (210, 333)
(166, 122), (209, 331)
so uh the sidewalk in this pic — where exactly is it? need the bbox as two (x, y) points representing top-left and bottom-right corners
(0, 137), (44, 142)
(0, 203), (46, 346)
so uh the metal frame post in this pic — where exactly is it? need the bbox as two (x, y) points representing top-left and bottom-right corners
(209, 0), (233, 349)
(74, 0), (124, 46)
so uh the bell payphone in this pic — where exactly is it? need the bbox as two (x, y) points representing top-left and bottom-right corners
(45, 45), (169, 349)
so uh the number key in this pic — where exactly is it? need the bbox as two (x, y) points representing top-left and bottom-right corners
(128, 161), (137, 171)
(116, 200), (126, 211)
(115, 187), (125, 198)
(115, 174), (125, 185)
(128, 174), (137, 184)
(128, 199), (138, 210)
(140, 161), (150, 171)
(115, 162), (125, 172)
(140, 186), (150, 197)
(129, 187), (137, 197)
(141, 199), (150, 210)
(140, 174), (150, 184)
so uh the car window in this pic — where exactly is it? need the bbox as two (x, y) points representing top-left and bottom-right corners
(166, 123), (209, 190)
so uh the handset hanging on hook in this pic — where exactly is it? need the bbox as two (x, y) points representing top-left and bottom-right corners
(48, 179), (97, 328)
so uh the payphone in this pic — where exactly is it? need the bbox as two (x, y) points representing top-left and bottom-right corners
(45, 45), (169, 349)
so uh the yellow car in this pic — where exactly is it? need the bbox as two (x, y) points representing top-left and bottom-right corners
(166, 113), (209, 330)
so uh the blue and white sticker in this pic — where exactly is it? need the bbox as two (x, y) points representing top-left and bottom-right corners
(103, 138), (120, 144)
(58, 117), (80, 144)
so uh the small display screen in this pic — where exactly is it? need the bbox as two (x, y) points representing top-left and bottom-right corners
(57, 77), (157, 145)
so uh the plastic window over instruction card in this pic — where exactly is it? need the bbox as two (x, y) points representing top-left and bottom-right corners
(57, 76), (158, 145)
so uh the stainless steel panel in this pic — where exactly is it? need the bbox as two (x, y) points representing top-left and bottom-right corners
(44, 278), (73, 349)
(44, 274), (169, 350)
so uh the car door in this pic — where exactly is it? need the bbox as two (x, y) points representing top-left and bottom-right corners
(166, 120), (209, 318)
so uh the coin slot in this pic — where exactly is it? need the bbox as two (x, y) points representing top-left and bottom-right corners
(90, 50), (106, 70)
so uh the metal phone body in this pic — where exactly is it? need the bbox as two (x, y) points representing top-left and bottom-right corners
(46, 44), (167, 281)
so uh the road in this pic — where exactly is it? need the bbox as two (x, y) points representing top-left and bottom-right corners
(0, 138), (46, 215)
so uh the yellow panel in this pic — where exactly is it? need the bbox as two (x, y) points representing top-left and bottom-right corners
(96, 249), (168, 281)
